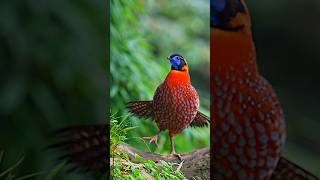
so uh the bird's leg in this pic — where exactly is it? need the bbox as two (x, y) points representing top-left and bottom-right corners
(143, 132), (160, 146)
(169, 133), (182, 160)
(169, 134), (175, 156)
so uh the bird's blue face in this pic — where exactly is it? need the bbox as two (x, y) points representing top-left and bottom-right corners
(211, 0), (226, 26)
(211, 0), (245, 31)
(168, 54), (188, 71)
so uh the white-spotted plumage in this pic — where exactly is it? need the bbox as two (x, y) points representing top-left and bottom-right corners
(213, 64), (286, 179)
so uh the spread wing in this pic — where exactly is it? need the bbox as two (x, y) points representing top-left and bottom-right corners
(190, 111), (210, 127)
(51, 124), (108, 178)
(271, 157), (319, 180)
(126, 100), (155, 119)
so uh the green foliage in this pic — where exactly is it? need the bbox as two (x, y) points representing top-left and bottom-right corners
(110, 116), (187, 180)
(43, 162), (66, 180)
(0, 0), (106, 179)
(110, 114), (136, 147)
(110, 1), (210, 179)
(110, 0), (165, 112)
(110, 0), (210, 156)
(0, 150), (65, 180)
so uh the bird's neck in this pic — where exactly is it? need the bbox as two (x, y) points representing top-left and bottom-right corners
(211, 28), (258, 76)
(165, 70), (190, 85)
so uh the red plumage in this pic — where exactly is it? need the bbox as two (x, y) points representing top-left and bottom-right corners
(127, 55), (209, 157)
(211, 0), (318, 179)
(153, 70), (199, 135)
(212, 65), (286, 179)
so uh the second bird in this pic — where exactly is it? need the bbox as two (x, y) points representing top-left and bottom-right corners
(127, 54), (209, 158)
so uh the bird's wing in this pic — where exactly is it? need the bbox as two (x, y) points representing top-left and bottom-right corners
(126, 100), (155, 119)
(271, 156), (319, 180)
(190, 111), (210, 127)
(51, 124), (108, 178)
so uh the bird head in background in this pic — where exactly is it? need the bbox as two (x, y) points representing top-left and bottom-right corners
(211, 0), (256, 68)
(211, 0), (251, 33)
(167, 54), (188, 72)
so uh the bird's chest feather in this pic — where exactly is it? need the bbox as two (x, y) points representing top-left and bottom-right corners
(153, 82), (199, 132)
(212, 68), (286, 179)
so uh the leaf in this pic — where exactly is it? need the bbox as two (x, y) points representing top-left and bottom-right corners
(175, 160), (184, 173)
(0, 156), (24, 178)
(15, 172), (46, 180)
(43, 161), (66, 180)
(0, 151), (4, 164)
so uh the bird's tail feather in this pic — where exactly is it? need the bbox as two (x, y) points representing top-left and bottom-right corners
(272, 156), (319, 180)
(126, 100), (155, 119)
(51, 124), (109, 177)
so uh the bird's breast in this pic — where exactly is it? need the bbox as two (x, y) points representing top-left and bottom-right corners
(212, 69), (286, 179)
(153, 82), (199, 134)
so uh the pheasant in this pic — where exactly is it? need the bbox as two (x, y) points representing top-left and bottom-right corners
(211, 0), (319, 179)
(51, 54), (209, 178)
(126, 54), (209, 158)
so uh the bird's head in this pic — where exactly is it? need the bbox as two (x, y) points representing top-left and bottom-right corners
(167, 54), (188, 72)
(211, 0), (251, 33)
(165, 54), (190, 84)
(211, 0), (257, 71)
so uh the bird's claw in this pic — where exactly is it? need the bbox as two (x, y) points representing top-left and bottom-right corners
(143, 135), (158, 146)
(168, 153), (183, 161)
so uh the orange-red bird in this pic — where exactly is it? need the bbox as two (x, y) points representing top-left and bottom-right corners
(127, 54), (209, 158)
(51, 55), (208, 178)
(212, 0), (318, 179)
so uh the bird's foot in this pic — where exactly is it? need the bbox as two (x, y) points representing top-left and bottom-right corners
(143, 135), (158, 146)
(168, 152), (183, 161)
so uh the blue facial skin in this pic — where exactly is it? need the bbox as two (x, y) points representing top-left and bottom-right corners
(211, 0), (245, 31)
(168, 54), (185, 70)
(211, 0), (226, 27)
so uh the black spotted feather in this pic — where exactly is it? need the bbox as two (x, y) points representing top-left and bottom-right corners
(51, 124), (108, 178)
(190, 111), (210, 127)
(126, 100), (155, 119)
(271, 157), (319, 180)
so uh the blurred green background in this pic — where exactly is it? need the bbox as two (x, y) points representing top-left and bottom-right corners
(248, 0), (320, 176)
(0, 0), (107, 179)
(110, 0), (211, 155)
(0, 0), (319, 179)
